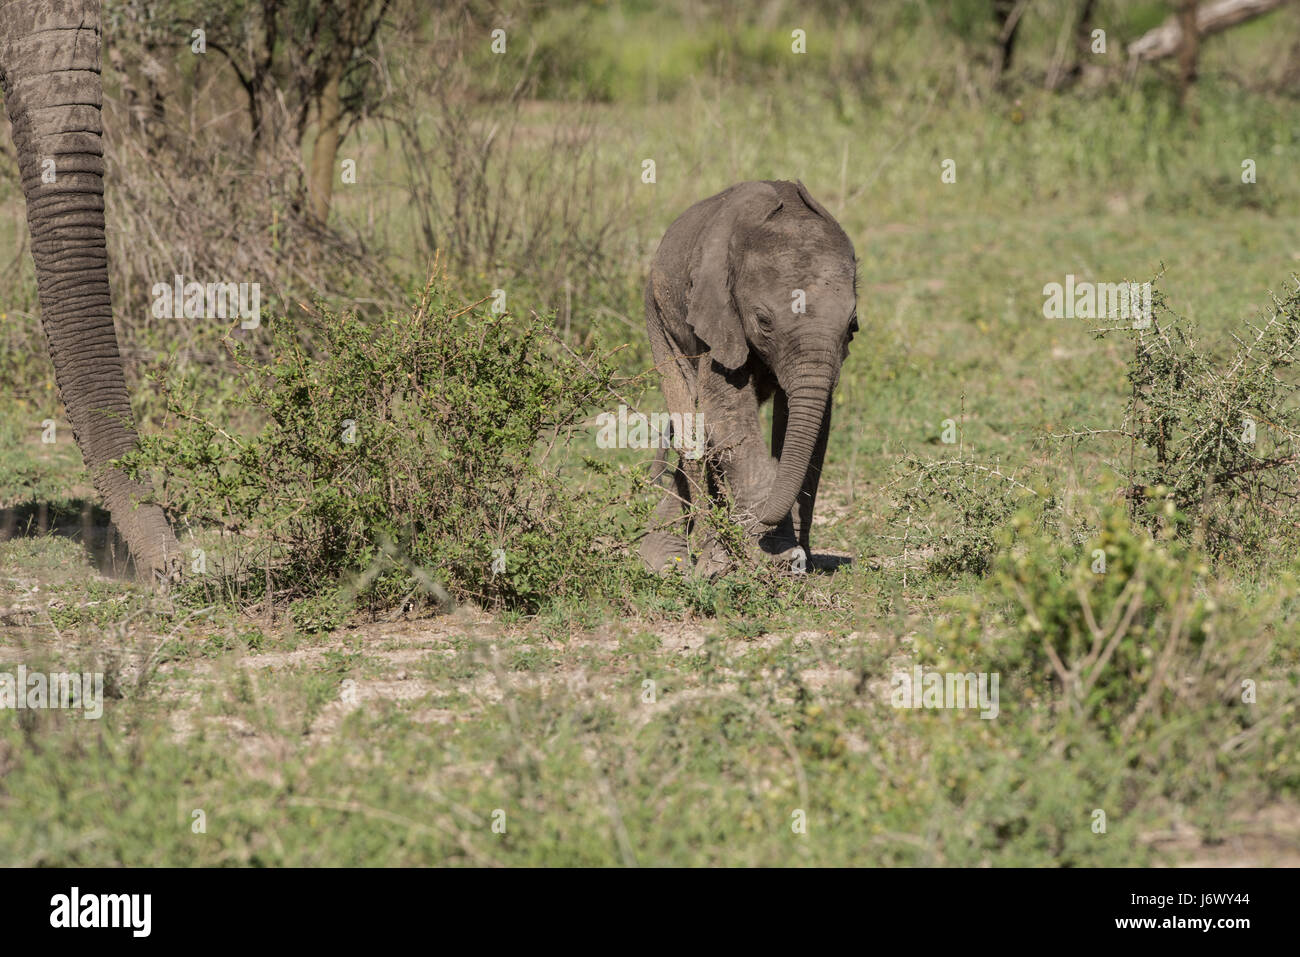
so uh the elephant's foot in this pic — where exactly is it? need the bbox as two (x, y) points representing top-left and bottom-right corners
(97, 467), (183, 587)
(750, 515), (807, 573)
(642, 497), (808, 578)
(755, 520), (797, 556)
(640, 530), (690, 575)
(752, 536), (807, 573)
(695, 540), (733, 579)
(772, 544), (808, 574)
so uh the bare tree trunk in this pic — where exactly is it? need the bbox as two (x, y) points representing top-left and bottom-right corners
(308, 69), (343, 222)
(1177, 0), (1201, 104)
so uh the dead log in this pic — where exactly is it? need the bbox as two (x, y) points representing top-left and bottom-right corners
(1128, 0), (1290, 62)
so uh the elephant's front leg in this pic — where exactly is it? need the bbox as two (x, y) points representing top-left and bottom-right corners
(641, 445), (694, 574)
(700, 362), (798, 561)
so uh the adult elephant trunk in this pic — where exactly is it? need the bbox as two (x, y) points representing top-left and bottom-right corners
(1, 0), (180, 580)
(758, 348), (836, 528)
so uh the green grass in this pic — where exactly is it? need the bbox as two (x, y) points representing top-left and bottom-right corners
(1, 566), (1286, 865)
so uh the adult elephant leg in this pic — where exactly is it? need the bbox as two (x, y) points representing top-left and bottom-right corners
(1, 0), (180, 581)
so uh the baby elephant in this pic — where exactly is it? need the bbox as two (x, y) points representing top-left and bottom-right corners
(641, 180), (857, 575)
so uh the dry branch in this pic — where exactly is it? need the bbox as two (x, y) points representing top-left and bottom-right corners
(1128, 0), (1290, 62)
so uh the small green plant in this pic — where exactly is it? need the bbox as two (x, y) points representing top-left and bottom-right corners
(289, 590), (351, 636)
(885, 455), (1060, 578)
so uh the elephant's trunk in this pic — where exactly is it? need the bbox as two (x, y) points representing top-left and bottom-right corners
(1, 0), (180, 578)
(758, 347), (836, 527)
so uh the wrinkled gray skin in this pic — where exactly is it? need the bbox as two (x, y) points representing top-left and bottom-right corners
(641, 180), (857, 575)
(1, 0), (180, 581)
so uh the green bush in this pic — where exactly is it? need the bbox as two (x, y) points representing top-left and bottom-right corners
(124, 276), (633, 615)
(927, 501), (1253, 742)
(1082, 280), (1300, 558)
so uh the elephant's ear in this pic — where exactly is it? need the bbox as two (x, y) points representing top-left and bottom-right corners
(794, 180), (835, 223)
(687, 182), (782, 370)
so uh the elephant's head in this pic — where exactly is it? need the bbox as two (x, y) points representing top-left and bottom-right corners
(686, 180), (857, 527)
(1, 0), (180, 580)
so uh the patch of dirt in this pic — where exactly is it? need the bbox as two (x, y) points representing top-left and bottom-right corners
(1146, 804), (1300, 867)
